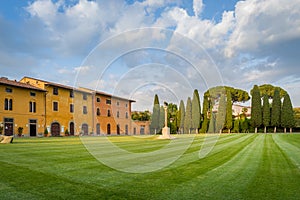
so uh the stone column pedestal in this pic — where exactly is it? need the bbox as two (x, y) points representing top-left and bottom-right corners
(158, 127), (175, 139)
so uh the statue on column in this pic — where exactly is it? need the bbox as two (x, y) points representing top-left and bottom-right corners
(158, 102), (175, 140)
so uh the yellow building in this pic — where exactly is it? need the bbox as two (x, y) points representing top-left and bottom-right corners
(20, 77), (93, 136)
(0, 77), (46, 136)
(0, 76), (140, 137)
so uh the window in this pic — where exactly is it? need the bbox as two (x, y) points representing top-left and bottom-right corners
(53, 87), (58, 95)
(96, 97), (100, 102)
(5, 88), (12, 93)
(83, 106), (87, 114)
(29, 101), (36, 113)
(97, 108), (100, 116)
(4, 98), (13, 111)
(125, 125), (128, 135)
(107, 109), (111, 117)
(126, 112), (128, 119)
(70, 91), (74, 98)
(126, 103), (128, 108)
(53, 102), (58, 111)
(29, 119), (37, 124)
(106, 99), (111, 105)
(117, 111), (120, 118)
(30, 91), (36, 97)
(117, 101), (120, 106)
(83, 93), (87, 100)
(70, 104), (74, 113)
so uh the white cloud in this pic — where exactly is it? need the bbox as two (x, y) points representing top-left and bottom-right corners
(74, 65), (92, 74)
(193, 0), (204, 17)
(225, 0), (300, 57)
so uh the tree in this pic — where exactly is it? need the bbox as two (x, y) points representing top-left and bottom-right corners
(215, 93), (226, 133)
(207, 112), (216, 133)
(271, 88), (281, 133)
(281, 93), (295, 133)
(178, 100), (185, 134)
(192, 89), (201, 134)
(232, 119), (240, 133)
(200, 97), (209, 133)
(159, 106), (165, 132)
(167, 103), (178, 134)
(262, 94), (270, 133)
(204, 86), (250, 103)
(184, 97), (192, 134)
(131, 111), (151, 121)
(225, 90), (233, 133)
(250, 85), (262, 133)
(255, 84), (287, 99)
(150, 94), (160, 134)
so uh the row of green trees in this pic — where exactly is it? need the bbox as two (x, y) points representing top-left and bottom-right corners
(149, 84), (295, 134)
(251, 85), (295, 133)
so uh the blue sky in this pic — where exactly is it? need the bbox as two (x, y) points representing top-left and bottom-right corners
(0, 0), (300, 110)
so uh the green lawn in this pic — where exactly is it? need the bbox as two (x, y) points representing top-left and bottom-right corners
(0, 134), (299, 200)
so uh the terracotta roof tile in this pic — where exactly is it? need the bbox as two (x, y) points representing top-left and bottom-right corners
(0, 77), (46, 92)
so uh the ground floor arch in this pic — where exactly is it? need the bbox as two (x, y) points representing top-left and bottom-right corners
(82, 123), (88, 135)
(69, 122), (75, 136)
(107, 124), (111, 135)
(96, 123), (100, 135)
(117, 124), (120, 135)
(51, 122), (60, 136)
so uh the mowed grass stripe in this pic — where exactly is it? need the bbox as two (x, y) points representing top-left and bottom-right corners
(113, 134), (258, 199)
(157, 134), (265, 200)
(244, 135), (300, 200)
(81, 134), (250, 173)
(170, 134), (253, 169)
(272, 134), (300, 169)
(0, 162), (130, 200)
(0, 135), (299, 200)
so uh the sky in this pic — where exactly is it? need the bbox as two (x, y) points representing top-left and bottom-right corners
(0, 0), (300, 111)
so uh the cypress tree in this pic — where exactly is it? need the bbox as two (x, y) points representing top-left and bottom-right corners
(216, 93), (226, 133)
(192, 89), (201, 134)
(225, 90), (233, 133)
(207, 112), (216, 133)
(240, 117), (249, 133)
(150, 94), (160, 134)
(271, 89), (281, 133)
(184, 97), (192, 134)
(262, 94), (270, 133)
(177, 100), (185, 134)
(200, 97), (209, 133)
(232, 119), (240, 133)
(250, 85), (262, 133)
(281, 93), (295, 133)
(159, 106), (165, 132)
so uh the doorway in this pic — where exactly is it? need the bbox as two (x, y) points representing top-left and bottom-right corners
(29, 119), (37, 137)
(69, 122), (74, 136)
(4, 118), (13, 136)
(82, 123), (88, 135)
(107, 124), (111, 135)
(117, 124), (120, 135)
(51, 122), (60, 136)
(96, 123), (100, 135)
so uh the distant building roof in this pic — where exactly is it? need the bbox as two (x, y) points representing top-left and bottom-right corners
(79, 87), (136, 102)
(0, 77), (46, 92)
(21, 76), (135, 102)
